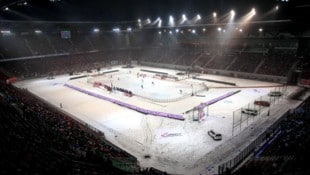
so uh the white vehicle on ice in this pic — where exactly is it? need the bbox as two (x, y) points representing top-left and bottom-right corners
(241, 108), (258, 116)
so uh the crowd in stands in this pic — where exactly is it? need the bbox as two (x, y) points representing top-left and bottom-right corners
(233, 97), (310, 175)
(228, 53), (264, 73)
(205, 53), (235, 70)
(0, 27), (300, 79)
(0, 51), (129, 78)
(0, 32), (129, 59)
(0, 48), (298, 79)
(0, 72), (143, 174)
(256, 52), (296, 76)
(296, 55), (310, 85)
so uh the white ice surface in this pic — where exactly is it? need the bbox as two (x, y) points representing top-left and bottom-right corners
(14, 66), (304, 175)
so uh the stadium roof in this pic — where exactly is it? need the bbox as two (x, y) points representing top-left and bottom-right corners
(0, 0), (308, 23)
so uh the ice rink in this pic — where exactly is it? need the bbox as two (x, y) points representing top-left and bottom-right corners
(14, 66), (301, 175)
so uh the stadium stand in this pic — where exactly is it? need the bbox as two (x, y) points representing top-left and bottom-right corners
(0, 73), (141, 174)
(233, 97), (310, 175)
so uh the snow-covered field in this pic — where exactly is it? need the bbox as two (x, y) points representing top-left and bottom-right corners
(14, 66), (301, 175)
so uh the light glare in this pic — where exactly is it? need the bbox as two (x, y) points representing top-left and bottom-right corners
(113, 28), (120, 32)
(251, 8), (256, 15)
(197, 14), (201, 20)
(146, 18), (151, 24)
(276, 5), (279, 10)
(34, 30), (42, 34)
(169, 15), (174, 26)
(231, 10), (235, 17)
(213, 12), (217, 18)
(93, 28), (100, 32)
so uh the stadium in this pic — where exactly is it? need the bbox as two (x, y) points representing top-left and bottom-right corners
(0, 0), (309, 175)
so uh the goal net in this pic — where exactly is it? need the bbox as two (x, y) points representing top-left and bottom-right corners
(192, 108), (204, 121)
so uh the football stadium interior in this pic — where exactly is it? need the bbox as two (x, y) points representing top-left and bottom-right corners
(0, 0), (310, 175)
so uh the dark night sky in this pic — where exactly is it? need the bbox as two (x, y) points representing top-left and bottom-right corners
(0, 0), (308, 22)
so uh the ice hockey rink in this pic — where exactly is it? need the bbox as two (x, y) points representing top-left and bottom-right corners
(14, 65), (302, 175)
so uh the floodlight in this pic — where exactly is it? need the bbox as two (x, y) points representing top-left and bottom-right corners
(146, 18), (151, 24)
(113, 28), (120, 32)
(35, 30), (42, 34)
(180, 14), (187, 24)
(251, 8), (256, 15)
(230, 10), (235, 19)
(213, 12), (217, 18)
(158, 19), (162, 27)
(169, 15), (174, 26)
(1, 30), (11, 34)
(276, 5), (279, 10)
(93, 28), (100, 32)
(197, 14), (201, 20)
